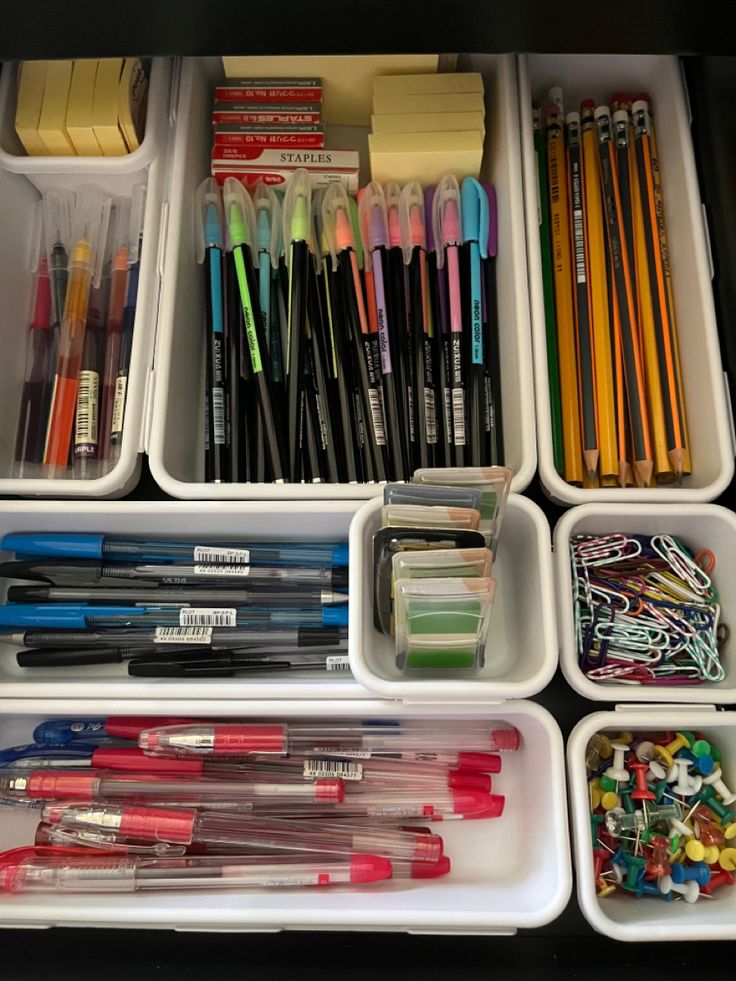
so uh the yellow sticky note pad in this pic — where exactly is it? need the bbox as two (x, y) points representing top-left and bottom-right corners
(37, 60), (75, 156)
(92, 58), (128, 155)
(371, 111), (485, 136)
(118, 58), (149, 152)
(15, 60), (49, 155)
(373, 72), (483, 98)
(373, 92), (485, 116)
(66, 59), (101, 156)
(368, 131), (484, 186)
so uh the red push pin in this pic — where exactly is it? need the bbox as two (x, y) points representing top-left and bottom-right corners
(593, 846), (609, 883)
(630, 761), (655, 801)
(645, 834), (671, 878)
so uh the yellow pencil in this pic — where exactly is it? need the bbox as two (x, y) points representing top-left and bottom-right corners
(546, 103), (582, 486)
(581, 99), (617, 482)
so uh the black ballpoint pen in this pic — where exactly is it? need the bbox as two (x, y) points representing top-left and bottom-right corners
(8, 585), (348, 606)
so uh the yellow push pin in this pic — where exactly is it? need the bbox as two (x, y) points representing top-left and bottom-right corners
(590, 781), (602, 810)
(597, 883), (616, 898)
(685, 839), (706, 862)
(724, 822), (736, 841)
(703, 845), (721, 865)
(655, 732), (691, 768)
(601, 791), (620, 811)
(719, 847), (736, 871)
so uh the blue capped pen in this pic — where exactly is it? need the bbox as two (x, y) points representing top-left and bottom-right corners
(0, 603), (349, 629)
(460, 178), (489, 468)
(0, 533), (349, 567)
(0, 742), (97, 766)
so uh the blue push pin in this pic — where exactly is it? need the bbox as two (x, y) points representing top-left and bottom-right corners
(671, 861), (711, 887)
(680, 749), (715, 776)
(637, 879), (672, 901)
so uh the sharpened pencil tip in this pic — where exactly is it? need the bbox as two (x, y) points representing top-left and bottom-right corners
(588, 469), (596, 485)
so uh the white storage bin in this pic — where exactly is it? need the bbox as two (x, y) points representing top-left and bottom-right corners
(0, 696), (571, 933)
(569, 706), (736, 941)
(0, 58), (171, 182)
(148, 55), (537, 500)
(348, 494), (557, 700)
(554, 503), (736, 703)
(0, 500), (369, 700)
(0, 58), (173, 498)
(518, 54), (735, 504)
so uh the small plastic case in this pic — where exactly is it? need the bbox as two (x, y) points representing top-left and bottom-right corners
(372, 527), (487, 636)
(412, 467), (513, 549)
(392, 547), (493, 582)
(394, 577), (497, 673)
(381, 504), (481, 531)
(382, 483), (483, 511)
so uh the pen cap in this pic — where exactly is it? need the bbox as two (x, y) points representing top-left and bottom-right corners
(42, 187), (74, 265)
(27, 204), (52, 330)
(194, 177), (224, 263)
(481, 183), (497, 258)
(70, 185), (113, 289)
(310, 187), (325, 271)
(357, 181), (389, 266)
(282, 168), (312, 260)
(109, 197), (132, 263)
(253, 182), (281, 270)
(321, 183), (353, 272)
(399, 180), (426, 264)
(348, 195), (364, 270)
(424, 186), (437, 255)
(383, 483), (483, 511)
(460, 177), (488, 258)
(432, 173), (462, 268)
(127, 183), (147, 265)
(384, 181), (402, 248)
(222, 177), (257, 255)
(382, 504), (481, 532)
(392, 547), (493, 582)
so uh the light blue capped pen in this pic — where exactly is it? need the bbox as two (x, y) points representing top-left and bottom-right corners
(460, 178), (489, 468)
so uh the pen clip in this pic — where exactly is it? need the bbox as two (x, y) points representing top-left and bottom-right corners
(460, 177), (488, 260)
(194, 177), (224, 263)
(348, 195), (364, 271)
(481, 183), (497, 258)
(384, 182), (402, 250)
(28, 201), (44, 273)
(310, 187), (325, 273)
(424, 186), (436, 256)
(127, 183), (147, 265)
(282, 168), (312, 263)
(252, 182), (281, 271)
(321, 183), (352, 273)
(432, 174), (462, 269)
(110, 197), (132, 268)
(222, 177), (257, 256)
(399, 180), (426, 265)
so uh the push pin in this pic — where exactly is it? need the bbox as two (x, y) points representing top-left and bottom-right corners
(701, 870), (735, 896)
(645, 834), (671, 878)
(630, 762), (656, 801)
(659, 875), (700, 903)
(702, 767), (736, 806)
(672, 759), (702, 798)
(719, 847), (736, 871)
(671, 861), (711, 886)
(604, 741), (631, 785)
(655, 732), (692, 768)
(635, 741), (656, 763)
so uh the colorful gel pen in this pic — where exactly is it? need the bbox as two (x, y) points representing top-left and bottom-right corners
(385, 181), (413, 469)
(14, 205), (54, 476)
(42, 188), (73, 332)
(461, 178), (489, 467)
(359, 183), (408, 481)
(44, 187), (112, 476)
(481, 182), (504, 466)
(433, 176), (466, 467)
(108, 183), (146, 469)
(425, 186), (452, 467)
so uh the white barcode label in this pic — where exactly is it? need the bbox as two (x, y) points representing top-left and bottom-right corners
(194, 564), (250, 576)
(424, 390), (437, 444)
(179, 608), (236, 627)
(193, 547), (250, 565)
(154, 626), (213, 644)
(443, 389), (452, 439)
(303, 759), (363, 781)
(407, 386), (415, 441)
(310, 747), (372, 759)
(452, 389), (466, 445)
(111, 375), (127, 437)
(573, 205), (586, 284)
(326, 655), (351, 671)
(212, 388), (226, 445)
(367, 388), (387, 445)
(75, 370), (99, 446)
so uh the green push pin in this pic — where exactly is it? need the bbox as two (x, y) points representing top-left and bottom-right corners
(599, 775), (617, 793)
(622, 854), (646, 892)
(669, 834), (680, 854)
(691, 739), (711, 758)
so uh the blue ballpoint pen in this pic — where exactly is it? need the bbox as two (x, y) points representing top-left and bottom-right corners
(0, 604), (349, 629)
(460, 178), (489, 468)
(0, 743), (97, 766)
(0, 533), (348, 567)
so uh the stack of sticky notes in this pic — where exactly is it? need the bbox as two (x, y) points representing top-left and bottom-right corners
(14, 58), (148, 157)
(210, 78), (359, 192)
(368, 73), (486, 185)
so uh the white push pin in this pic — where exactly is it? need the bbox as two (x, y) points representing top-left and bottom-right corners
(604, 741), (630, 785)
(649, 760), (678, 783)
(670, 818), (694, 838)
(672, 759), (703, 798)
(702, 767), (736, 806)
(659, 876), (700, 903)
(636, 741), (656, 763)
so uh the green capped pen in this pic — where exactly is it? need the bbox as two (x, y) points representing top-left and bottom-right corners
(223, 178), (285, 483)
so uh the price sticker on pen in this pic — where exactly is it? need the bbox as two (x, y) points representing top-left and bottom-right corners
(303, 759), (363, 781)
(193, 565), (250, 577)
(193, 546), (250, 564)
(153, 626), (214, 644)
(179, 608), (237, 628)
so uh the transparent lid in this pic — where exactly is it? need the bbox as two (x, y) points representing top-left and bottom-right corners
(222, 177), (257, 256)
(384, 181), (402, 249)
(127, 183), (147, 265)
(412, 466), (514, 549)
(321, 183), (353, 272)
(399, 180), (425, 264)
(431, 174), (462, 269)
(42, 187), (75, 265)
(357, 181), (389, 271)
(194, 176), (224, 263)
(253, 182), (282, 270)
(282, 169), (312, 264)
(69, 185), (113, 288)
